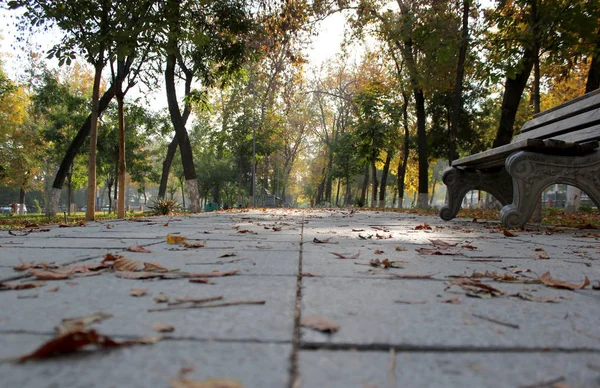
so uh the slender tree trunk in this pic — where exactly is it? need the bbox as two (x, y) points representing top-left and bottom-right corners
(397, 93), (410, 209)
(117, 90), (126, 218)
(67, 172), (72, 215)
(449, 0), (470, 164)
(335, 179), (341, 207)
(164, 0), (200, 212)
(345, 177), (352, 206)
(19, 185), (25, 214)
(158, 136), (178, 200)
(415, 89), (428, 208)
(360, 164), (369, 206)
(86, 58), (105, 221)
(371, 158), (378, 208)
(379, 149), (392, 208)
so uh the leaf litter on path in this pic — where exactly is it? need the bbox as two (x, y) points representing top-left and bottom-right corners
(300, 315), (340, 333)
(538, 272), (590, 290)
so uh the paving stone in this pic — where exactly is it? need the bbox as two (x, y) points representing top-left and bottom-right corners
(0, 334), (291, 388)
(298, 350), (600, 388)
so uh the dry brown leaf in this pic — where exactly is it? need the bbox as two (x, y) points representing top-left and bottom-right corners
(189, 278), (216, 284)
(313, 237), (331, 243)
(167, 234), (188, 245)
(389, 273), (435, 279)
(130, 288), (148, 297)
(18, 329), (121, 362)
(106, 224), (114, 229)
(183, 241), (206, 248)
(13, 260), (57, 271)
(218, 253), (236, 258)
(503, 229), (517, 237)
(186, 270), (240, 278)
(115, 271), (182, 280)
(152, 323), (175, 332)
(0, 281), (46, 291)
(302, 272), (320, 277)
(170, 377), (244, 388)
(414, 222), (432, 230)
(153, 293), (169, 303)
(395, 246), (407, 251)
(28, 268), (74, 280)
(330, 252), (359, 259)
(57, 312), (113, 335)
(101, 253), (125, 265)
(462, 244), (477, 250)
(61, 262), (107, 274)
(374, 249), (384, 254)
(441, 296), (461, 304)
(415, 248), (458, 256)
(300, 315), (340, 333)
(538, 272), (590, 290)
(237, 229), (257, 234)
(127, 246), (152, 253)
(429, 239), (458, 247)
(143, 262), (172, 272)
(459, 282), (504, 298)
(113, 257), (144, 272)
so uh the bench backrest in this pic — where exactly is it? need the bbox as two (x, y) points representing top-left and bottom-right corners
(512, 88), (600, 144)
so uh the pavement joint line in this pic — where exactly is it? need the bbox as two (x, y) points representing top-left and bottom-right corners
(298, 342), (600, 353)
(288, 214), (304, 388)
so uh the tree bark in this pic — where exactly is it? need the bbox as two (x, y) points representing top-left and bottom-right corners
(379, 149), (392, 208)
(85, 58), (105, 222)
(449, 0), (470, 164)
(370, 158), (378, 208)
(117, 89), (126, 218)
(48, 84), (116, 216)
(415, 89), (428, 208)
(158, 136), (178, 200)
(397, 93), (410, 209)
(360, 163), (369, 207)
(493, 47), (535, 147)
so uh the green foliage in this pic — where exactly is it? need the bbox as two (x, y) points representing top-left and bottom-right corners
(33, 199), (41, 214)
(149, 198), (179, 216)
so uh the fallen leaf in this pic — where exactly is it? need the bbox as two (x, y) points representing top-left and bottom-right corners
(415, 248), (458, 256)
(113, 257), (144, 272)
(395, 246), (407, 251)
(440, 296), (461, 304)
(46, 286), (60, 292)
(313, 237), (331, 243)
(429, 239), (458, 247)
(57, 312), (113, 335)
(415, 222), (432, 230)
(300, 315), (340, 333)
(153, 293), (169, 303)
(127, 246), (152, 253)
(358, 234), (373, 239)
(130, 288), (148, 297)
(460, 283), (504, 298)
(28, 268), (74, 280)
(389, 273), (435, 279)
(330, 252), (359, 259)
(301, 273), (320, 277)
(189, 278), (216, 284)
(183, 241), (205, 248)
(461, 244), (477, 250)
(170, 377), (244, 388)
(13, 260), (57, 271)
(143, 262), (172, 272)
(115, 271), (181, 280)
(538, 272), (590, 290)
(218, 253), (237, 258)
(167, 234), (188, 245)
(536, 250), (550, 260)
(106, 225), (114, 229)
(503, 229), (517, 237)
(374, 249), (384, 254)
(593, 281), (600, 290)
(186, 270), (240, 278)
(352, 229), (365, 232)
(510, 293), (558, 303)
(237, 229), (257, 234)
(0, 281), (46, 291)
(152, 323), (175, 332)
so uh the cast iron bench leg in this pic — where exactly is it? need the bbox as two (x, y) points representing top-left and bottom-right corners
(439, 167), (513, 221)
(501, 150), (600, 229)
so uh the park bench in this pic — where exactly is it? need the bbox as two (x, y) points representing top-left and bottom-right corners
(439, 88), (600, 228)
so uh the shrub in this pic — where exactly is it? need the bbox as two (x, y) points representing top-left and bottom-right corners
(150, 199), (179, 215)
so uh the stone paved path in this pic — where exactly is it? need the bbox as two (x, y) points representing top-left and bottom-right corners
(0, 209), (599, 387)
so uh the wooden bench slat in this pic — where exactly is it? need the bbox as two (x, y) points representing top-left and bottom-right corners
(452, 139), (543, 169)
(550, 123), (600, 143)
(514, 107), (600, 142)
(521, 88), (600, 132)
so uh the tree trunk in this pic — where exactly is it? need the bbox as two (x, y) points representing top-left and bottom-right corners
(67, 171), (72, 215)
(48, 84), (116, 216)
(449, 0), (470, 164)
(19, 185), (25, 214)
(117, 90), (126, 218)
(379, 149), (392, 208)
(370, 158), (378, 208)
(493, 47), (535, 147)
(397, 93), (410, 209)
(360, 164), (369, 206)
(158, 135), (178, 200)
(585, 27), (600, 93)
(415, 89), (429, 208)
(85, 58), (105, 221)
